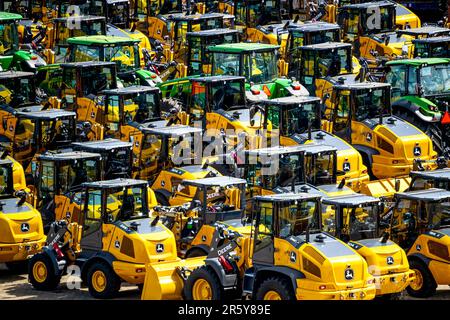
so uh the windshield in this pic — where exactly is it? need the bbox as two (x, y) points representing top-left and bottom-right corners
(244, 51), (278, 83)
(415, 42), (450, 58)
(81, 66), (116, 96)
(279, 200), (321, 238)
(426, 201), (450, 229)
(58, 159), (99, 193)
(34, 118), (75, 150)
(0, 164), (13, 196)
(105, 44), (140, 72)
(212, 52), (241, 77)
(268, 102), (321, 136)
(106, 186), (149, 221)
(56, 20), (105, 46)
(0, 77), (36, 106)
(210, 80), (245, 110)
(304, 152), (335, 185)
(420, 64), (450, 96)
(411, 177), (450, 191)
(0, 21), (18, 55)
(291, 29), (339, 48)
(353, 88), (390, 121)
(343, 6), (395, 35)
(316, 48), (352, 77)
(343, 204), (378, 240)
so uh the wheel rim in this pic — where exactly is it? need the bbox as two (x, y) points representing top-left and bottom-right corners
(92, 270), (107, 293)
(263, 290), (282, 300)
(32, 261), (47, 283)
(409, 268), (423, 291)
(192, 279), (212, 300)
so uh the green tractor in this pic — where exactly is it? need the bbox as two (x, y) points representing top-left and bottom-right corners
(385, 58), (450, 155)
(208, 42), (309, 99)
(0, 11), (46, 72)
(66, 35), (161, 86)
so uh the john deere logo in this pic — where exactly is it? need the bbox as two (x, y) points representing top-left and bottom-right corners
(387, 256), (394, 265)
(20, 223), (30, 232)
(366, 133), (372, 142)
(90, 111), (95, 119)
(290, 251), (296, 263)
(345, 268), (354, 280)
(156, 243), (164, 253)
(414, 146), (421, 156)
(343, 162), (351, 172)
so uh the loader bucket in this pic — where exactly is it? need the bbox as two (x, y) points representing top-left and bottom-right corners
(141, 257), (206, 300)
(360, 177), (411, 198)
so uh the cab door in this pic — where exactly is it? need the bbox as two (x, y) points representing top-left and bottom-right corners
(252, 201), (275, 265)
(80, 190), (104, 251)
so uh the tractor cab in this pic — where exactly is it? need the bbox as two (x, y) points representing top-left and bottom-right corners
(0, 70), (38, 107)
(0, 107), (77, 173)
(72, 138), (133, 179)
(293, 41), (354, 97)
(337, 1), (412, 60)
(185, 28), (239, 76)
(30, 150), (102, 225)
(0, 1), (58, 23)
(258, 96), (370, 190)
(412, 36), (450, 58)
(385, 58), (450, 154)
(99, 85), (163, 138)
(134, 124), (203, 181)
(396, 26), (450, 58)
(325, 81), (437, 179)
(322, 193), (415, 298)
(66, 35), (153, 85)
(160, 176), (247, 257)
(209, 42), (307, 97)
(409, 169), (450, 191)
(286, 22), (340, 54)
(82, 0), (131, 30)
(387, 188), (450, 298)
(50, 16), (107, 62)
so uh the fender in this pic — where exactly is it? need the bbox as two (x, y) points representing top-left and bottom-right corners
(185, 244), (209, 258)
(204, 258), (238, 288)
(80, 251), (117, 281)
(244, 265), (305, 295)
(40, 246), (65, 276)
(154, 188), (172, 200)
(392, 97), (440, 123)
(408, 252), (432, 267)
(353, 144), (379, 166)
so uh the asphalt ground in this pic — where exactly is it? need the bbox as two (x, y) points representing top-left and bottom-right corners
(1, 263), (450, 300)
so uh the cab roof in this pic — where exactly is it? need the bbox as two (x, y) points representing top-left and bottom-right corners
(182, 176), (246, 187)
(14, 109), (76, 120)
(397, 26), (450, 37)
(288, 21), (340, 32)
(67, 35), (140, 45)
(246, 144), (336, 157)
(299, 41), (351, 51)
(0, 71), (35, 80)
(254, 192), (321, 202)
(333, 81), (390, 91)
(61, 61), (116, 68)
(167, 12), (225, 21)
(386, 57), (450, 66)
(187, 28), (239, 37)
(322, 194), (380, 207)
(258, 95), (321, 105)
(192, 75), (245, 83)
(0, 12), (22, 21)
(412, 36), (450, 44)
(72, 138), (132, 151)
(38, 151), (101, 161)
(140, 125), (202, 137)
(54, 15), (105, 22)
(410, 169), (450, 181)
(395, 188), (450, 201)
(339, 1), (394, 9)
(101, 85), (160, 95)
(83, 178), (148, 189)
(208, 42), (280, 53)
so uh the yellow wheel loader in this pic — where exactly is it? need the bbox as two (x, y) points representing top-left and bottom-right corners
(0, 70), (42, 108)
(408, 168), (450, 191)
(0, 106), (77, 175)
(258, 95), (370, 191)
(0, 150), (29, 192)
(386, 188), (450, 298)
(28, 178), (182, 299)
(322, 194), (415, 299)
(0, 156), (46, 270)
(155, 176), (248, 258)
(322, 81), (437, 180)
(178, 193), (377, 300)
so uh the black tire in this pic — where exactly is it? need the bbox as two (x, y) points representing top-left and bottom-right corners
(28, 253), (61, 291)
(254, 276), (296, 300)
(86, 261), (121, 299)
(406, 259), (437, 298)
(183, 266), (223, 300)
(5, 260), (29, 273)
(185, 247), (208, 258)
(155, 191), (170, 206)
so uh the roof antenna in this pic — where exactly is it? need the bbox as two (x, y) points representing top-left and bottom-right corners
(202, 159), (209, 169)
